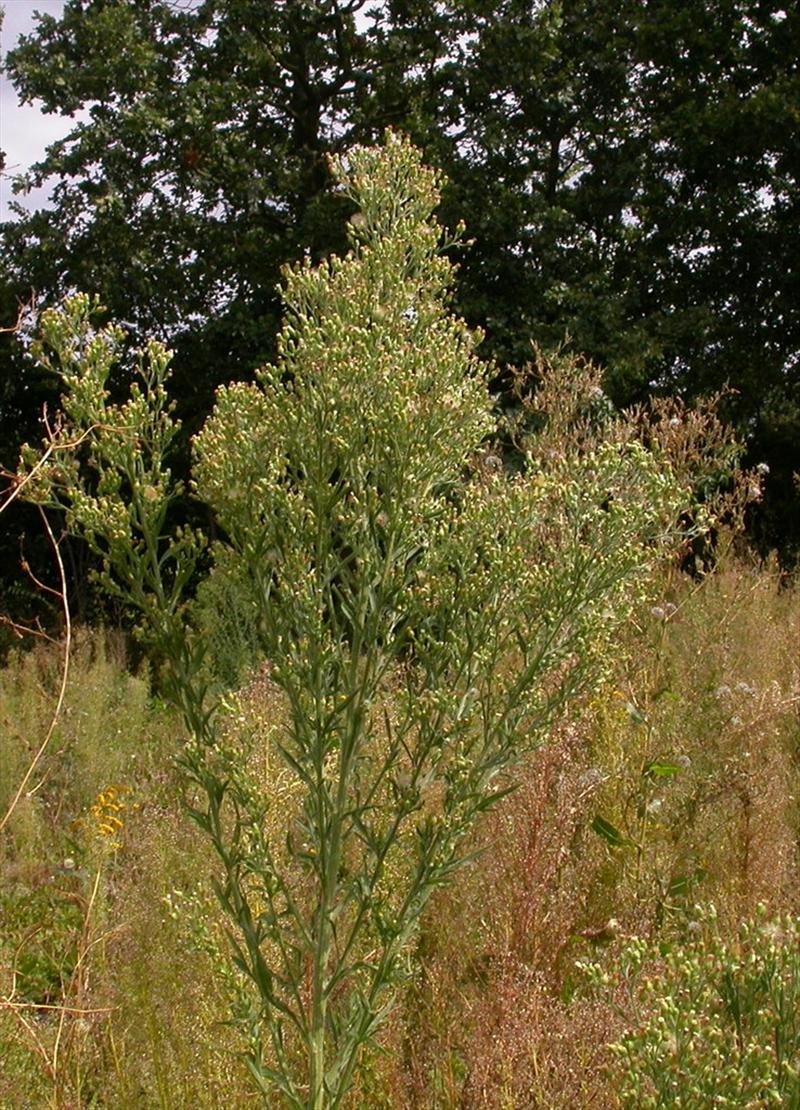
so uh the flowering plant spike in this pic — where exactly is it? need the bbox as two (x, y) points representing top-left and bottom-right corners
(19, 133), (698, 1108)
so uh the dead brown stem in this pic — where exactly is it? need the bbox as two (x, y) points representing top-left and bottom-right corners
(0, 510), (71, 834)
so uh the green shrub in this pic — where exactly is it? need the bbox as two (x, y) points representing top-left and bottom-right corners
(584, 906), (800, 1109)
(17, 133), (723, 1108)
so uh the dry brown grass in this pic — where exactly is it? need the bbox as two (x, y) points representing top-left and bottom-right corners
(371, 552), (800, 1108)
(1, 553), (798, 1108)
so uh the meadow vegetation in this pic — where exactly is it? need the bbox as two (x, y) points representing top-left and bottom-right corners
(2, 135), (799, 1107)
(1, 553), (798, 1108)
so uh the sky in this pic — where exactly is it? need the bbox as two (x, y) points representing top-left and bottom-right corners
(0, 0), (375, 221)
(1, 0), (70, 219)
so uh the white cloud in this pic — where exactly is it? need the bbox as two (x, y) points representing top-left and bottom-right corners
(1, 0), (72, 219)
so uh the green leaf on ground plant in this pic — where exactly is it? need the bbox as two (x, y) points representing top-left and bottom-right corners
(591, 815), (634, 849)
(668, 868), (708, 899)
(642, 759), (682, 779)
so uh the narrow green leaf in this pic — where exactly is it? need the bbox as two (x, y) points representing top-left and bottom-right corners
(643, 759), (682, 779)
(591, 814), (632, 849)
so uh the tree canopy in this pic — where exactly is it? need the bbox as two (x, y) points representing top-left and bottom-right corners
(2, 0), (799, 562)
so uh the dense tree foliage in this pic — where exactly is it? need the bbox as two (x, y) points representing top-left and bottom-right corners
(1, 0), (798, 568)
(429, 0), (799, 557)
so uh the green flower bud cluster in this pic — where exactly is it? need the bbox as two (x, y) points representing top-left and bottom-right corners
(591, 905), (800, 1109)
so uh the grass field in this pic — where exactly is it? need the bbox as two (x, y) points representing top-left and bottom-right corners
(1, 552), (798, 1108)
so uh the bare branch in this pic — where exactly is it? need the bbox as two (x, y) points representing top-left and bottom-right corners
(0, 614), (60, 645)
(0, 511), (71, 835)
(0, 1000), (114, 1017)
(0, 292), (35, 335)
(0, 420), (97, 517)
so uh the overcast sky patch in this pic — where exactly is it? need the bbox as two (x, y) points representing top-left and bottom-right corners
(1, 0), (71, 219)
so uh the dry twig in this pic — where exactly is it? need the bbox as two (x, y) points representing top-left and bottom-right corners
(0, 510), (71, 834)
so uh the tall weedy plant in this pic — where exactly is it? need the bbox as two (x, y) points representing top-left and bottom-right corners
(18, 133), (695, 1107)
